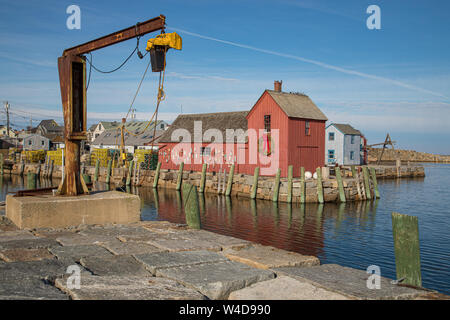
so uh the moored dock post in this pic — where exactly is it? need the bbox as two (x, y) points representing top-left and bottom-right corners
(316, 167), (324, 204)
(0, 154), (3, 176)
(27, 172), (36, 189)
(176, 162), (184, 191)
(351, 165), (357, 178)
(287, 165), (293, 203)
(272, 168), (281, 202)
(199, 163), (207, 193)
(152, 161), (161, 189)
(362, 166), (372, 200)
(250, 167), (259, 199)
(370, 167), (380, 199)
(225, 164), (235, 196)
(392, 212), (422, 287)
(105, 159), (112, 185)
(49, 160), (54, 180)
(94, 159), (100, 182)
(126, 160), (134, 186)
(82, 173), (91, 184)
(300, 167), (305, 203)
(335, 167), (346, 203)
(182, 182), (201, 229)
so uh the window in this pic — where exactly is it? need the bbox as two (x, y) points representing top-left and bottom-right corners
(350, 151), (354, 160)
(41, 140), (45, 146)
(351, 135), (355, 144)
(28, 140), (32, 145)
(305, 121), (310, 135)
(328, 132), (335, 141)
(327, 150), (335, 163)
(264, 115), (271, 133)
(201, 147), (211, 156)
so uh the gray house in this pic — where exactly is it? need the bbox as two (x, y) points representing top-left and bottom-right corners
(23, 134), (50, 151)
(325, 123), (361, 165)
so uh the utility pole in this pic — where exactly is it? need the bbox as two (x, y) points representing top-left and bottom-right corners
(29, 116), (33, 133)
(4, 101), (10, 136)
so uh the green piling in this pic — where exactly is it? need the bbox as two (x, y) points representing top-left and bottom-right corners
(94, 159), (100, 182)
(126, 160), (134, 186)
(287, 165), (293, 203)
(182, 183), (201, 229)
(370, 167), (380, 199)
(225, 164), (235, 196)
(49, 160), (54, 179)
(316, 168), (324, 204)
(82, 173), (91, 184)
(27, 172), (36, 189)
(391, 212), (422, 287)
(250, 167), (259, 199)
(335, 167), (346, 203)
(199, 163), (207, 193)
(153, 162), (161, 188)
(105, 159), (112, 184)
(351, 165), (357, 178)
(272, 168), (281, 202)
(362, 166), (372, 200)
(176, 162), (184, 191)
(300, 167), (305, 204)
(0, 154), (4, 176)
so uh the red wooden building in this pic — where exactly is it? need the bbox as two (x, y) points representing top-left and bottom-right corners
(158, 81), (327, 177)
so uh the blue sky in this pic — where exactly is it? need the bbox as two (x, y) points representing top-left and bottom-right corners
(0, 0), (449, 153)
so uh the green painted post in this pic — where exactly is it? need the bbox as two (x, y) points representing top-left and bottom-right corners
(182, 183), (201, 229)
(370, 167), (380, 199)
(335, 167), (346, 203)
(225, 164), (235, 196)
(362, 167), (372, 200)
(287, 165), (293, 203)
(105, 159), (112, 184)
(300, 167), (305, 204)
(199, 163), (207, 193)
(176, 162), (184, 191)
(272, 168), (281, 202)
(316, 167), (324, 204)
(250, 167), (259, 199)
(351, 165), (357, 178)
(82, 173), (91, 184)
(94, 159), (100, 182)
(153, 162), (161, 188)
(250, 199), (257, 217)
(126, 160), (134, 186)
(0, 153), (4, 176)
(27, 172), (36, 189)
(391, 212), (422, 287)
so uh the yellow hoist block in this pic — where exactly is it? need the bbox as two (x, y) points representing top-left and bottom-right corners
(146, 32), (182, 51)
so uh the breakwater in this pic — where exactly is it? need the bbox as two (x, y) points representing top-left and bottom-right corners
(9, 162), (425, 203)
(368, 147), (450, 163)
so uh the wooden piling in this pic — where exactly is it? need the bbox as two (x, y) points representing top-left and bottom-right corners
(0, 154), (3, 176)
(182, 183), (201, 229)
(225, 164), (235, 196)
(126, 160), (134, 186)
(300, 167), (305, 204)
(351, 165), (357, 178)
(316, 167), (324, 204)
(392, 212), (422, 287)
(272, 168), (281, 202)
(27, 172), (36, 189)
(176, 162), (184, 191)
(287, 165), (293, 203)
(370, 167), (380, 199)
(94, 159), (100, 182)
(335, 167), (346, 203)
(82, 173), (91, 184)
(199, 163), (207, 193)
(105, 159), (112, 184)
(152, 161), (161, 188)
(250, 167), (259, 199)
(362, 166), (372, 200)
(49, 160), (54, 179)
(36, 163), (41, 178)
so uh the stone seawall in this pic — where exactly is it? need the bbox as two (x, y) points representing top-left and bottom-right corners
(9, 163), (425, 204)
(368, 147), (450, 163)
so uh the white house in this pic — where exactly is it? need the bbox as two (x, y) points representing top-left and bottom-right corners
(325, 123), (362, 165)
(23, 134), (50, 151)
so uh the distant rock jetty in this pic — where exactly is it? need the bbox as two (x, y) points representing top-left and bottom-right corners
(368, 147), (450, 163)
